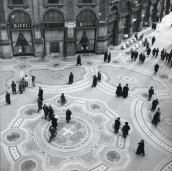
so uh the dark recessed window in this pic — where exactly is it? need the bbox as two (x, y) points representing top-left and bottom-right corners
(48, 0), (58, 3)
(82, 0), (92, 3)
(13, 0), (23, 4)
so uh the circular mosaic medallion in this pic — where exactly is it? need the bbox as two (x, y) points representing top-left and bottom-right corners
(112, 60), (120, 64)
(117, 75), (137, 83)
(141, 93), (149, 98)
(90, 103), (102, 111)
(17, 64), (28, 69)
(159, 74), (168, 79)
(42, 117), (93, 152)
(21, 160), (36, 171)
(106, 151), (121, 163)
(7, 132), (20, 142)
(162, 116), (172, 127)
(47, 74), (65, 80)
(25, 108), (37, 116)
(85, 61), (93, 66)
(52, 63), (62, 68)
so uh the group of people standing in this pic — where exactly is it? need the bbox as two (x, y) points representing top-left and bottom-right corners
(6, 75), (36, 104)
(116, 84), (129, 98)
(104, 51), (111, 63)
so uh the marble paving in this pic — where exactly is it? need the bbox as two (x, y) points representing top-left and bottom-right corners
(0, 13), (172, 171)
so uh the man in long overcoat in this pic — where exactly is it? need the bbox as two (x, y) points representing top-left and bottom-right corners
(37, 97), (43, 113)
(116, 83), (122, 97)
(11, 81), (16, 94)
(92, 75), (97, 87)
(68, 72), (74, 84)
(97, 71), (101, 82)
(108, 52), (111, 63)
(19, 81), (23, 94)
(123, 84), (129, 98)
(122, 122), (130, 138)
(154, 64), (159, 74)
(6, 92), (11, 104)
(148, 87), (154, 101)
(136, 140), (145, 156)
(152, 109), (161, 126)
(76, 55), (82, 66)
(43, 104), (49, 120)
(38, 87), (43, 101)
(152, 36), (156, 46)
(114, 117), (121, 133)
(151, 99), (159, 111)
(66, 109), (72, 123)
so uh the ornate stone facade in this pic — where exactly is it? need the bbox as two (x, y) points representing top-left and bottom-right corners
(0, 0), (166, 58)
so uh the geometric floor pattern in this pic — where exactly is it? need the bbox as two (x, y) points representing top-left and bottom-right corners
(1, 13), (172, 171)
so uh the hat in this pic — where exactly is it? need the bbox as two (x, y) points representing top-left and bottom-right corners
(54, 115), (59, 119)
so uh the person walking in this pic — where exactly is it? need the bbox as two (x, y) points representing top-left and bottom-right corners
(104, 51), (108, 62)
(122, 122), (130, 138)
(68, 72), (74, 84)
(155, 48), (159, 58)
(19, 81), (23, 94)
(134, 50), (138, 61)
(5, 92), (11, 104)
(116, 83), (122, 97)
(48, 105), (54, 120)
(152, 36), (156, 46)
(24, 75), (28, 87)
(37, 97), (43, 113)
(154, 64), (159, 74)
(32, 75), (36, 87)
(21, 78), (25, 91)
(60, 93), (66, 105)
(147, 47), (151, 57)
(131, 51), (135, 60)
(151, 99), (159, 111)
(136, 140), (145, 156)
(38, 87), (43, 101)
(152, 108), (161, 126)
(108, 52), (111, 63)
(76, 55), (82, 66)
(48, 126), (57, 143)
(152, 48), (156, 57)
(66, 109), (72, 123)
(148, 87), (154, 101)
(122, 84), (129, 98)
(97, 71), (101, 82)
(154, 23), (157, 30)
(52, 117), (58, 130)
(114, 117), (121, 133)
(11, 81), (16, 94)
(92, 75), (97, 87)
(43, 104), (49, 120)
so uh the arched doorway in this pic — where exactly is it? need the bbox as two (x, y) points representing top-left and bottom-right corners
(76, 10), (97, 53)
(9, 10), (33, 56)
(122, 1), (131, 34)
(43, 10), (65, 56)
(108, 6), (118, 45)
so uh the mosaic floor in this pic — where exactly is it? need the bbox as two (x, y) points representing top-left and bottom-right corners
(1, 13), (172, 171)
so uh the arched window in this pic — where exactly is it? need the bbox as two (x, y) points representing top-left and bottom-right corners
(43, 10), (64, 22)
(43, 10), (64, 28)
(124, 1), (131, 12)
(109, 6), (118, 18)
(9, 11), (30, 23)
(76, 10), (96, 27)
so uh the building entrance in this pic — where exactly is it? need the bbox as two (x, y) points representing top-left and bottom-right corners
(76, 10), (97, 53)
(9, 11), (33, 56)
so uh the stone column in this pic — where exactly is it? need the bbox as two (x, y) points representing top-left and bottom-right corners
(96, 21), (108, 54)
(65, 22), (76, 56)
